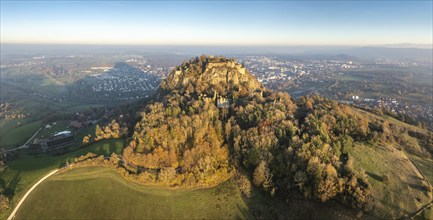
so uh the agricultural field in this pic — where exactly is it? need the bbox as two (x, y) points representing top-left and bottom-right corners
(0, 138), (125, 219)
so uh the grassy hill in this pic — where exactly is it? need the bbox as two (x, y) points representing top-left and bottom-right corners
(347, 108), (433, 219)
(14, 167), (250, 219)
(4, 106), (431, 219)
(0, 139), (125, 219)
(13, 166), (358, 220)
(348, 143), (431, 218)
(2, 56), (432, 219)
(0, 119), (42, 149)
(4, 104), (431, 219)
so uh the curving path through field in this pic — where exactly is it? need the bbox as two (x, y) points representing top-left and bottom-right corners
(2, 126), (43, 153)
(7, 169), (59, 220)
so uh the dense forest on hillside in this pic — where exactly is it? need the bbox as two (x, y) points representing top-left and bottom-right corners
(86, 56), (432, 214)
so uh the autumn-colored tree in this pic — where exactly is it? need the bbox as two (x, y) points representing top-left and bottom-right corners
(253, 160), (272, 190)
(82, 134), (91, 145)
(0, 194), (8, 214)
(305, 98), (314, 111)
(236, 173), (252, 198)
(113, 57), (379, 209)
(95, 124), (104, 141)
(158, 167), (176, 184)
(109, 153), (120, 167)
(316, 164), (340, 202)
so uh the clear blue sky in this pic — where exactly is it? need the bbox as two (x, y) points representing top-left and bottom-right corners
(1, 1), (432, 45)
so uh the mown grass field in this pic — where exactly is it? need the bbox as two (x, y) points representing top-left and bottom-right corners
(12, 166), (358, 220)
(348, 143), (431, 219)
(0, 138), (125, 219)
(14, 166), (250, 219)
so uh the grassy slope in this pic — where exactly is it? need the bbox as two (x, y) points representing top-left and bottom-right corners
(348, 108), (433, 218)
(14, 167), (250, 219)
(0, 119), (28, 138)
(407, 154), (433, 220)
(415, 206), (433, 220)
(409, 154), (433, 185)
(0, 139), (124, 219)
(355, 108), (427, 134)
(348, 143), (431, 219)
(2, 105), (431, 219)
(0, 120), (42, 149)
(13, 166), (356, 220)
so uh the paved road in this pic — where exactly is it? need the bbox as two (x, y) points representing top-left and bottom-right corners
(7, 169), (59, 220)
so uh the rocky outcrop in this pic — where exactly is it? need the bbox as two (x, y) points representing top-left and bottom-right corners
(159, 56), (264, 97)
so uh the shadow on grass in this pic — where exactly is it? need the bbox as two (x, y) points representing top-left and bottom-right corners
(408, 182), (428, 192)
(366, 171), (384, 182)
(2, 170), (21, 201)
(235, 203), (249, 220)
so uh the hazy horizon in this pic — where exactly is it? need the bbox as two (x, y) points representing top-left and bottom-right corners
(1, 1), (432, 45)
(2, 43), (432, 47)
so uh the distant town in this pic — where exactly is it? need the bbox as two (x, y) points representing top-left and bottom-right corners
(1, 53), (432, 129)
(239, 55), (432, 129)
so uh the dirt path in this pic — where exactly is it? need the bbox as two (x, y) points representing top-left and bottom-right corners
(400, 148), (433, 219)
(7, 169), (58, 220)
(407, 201), (433, 219)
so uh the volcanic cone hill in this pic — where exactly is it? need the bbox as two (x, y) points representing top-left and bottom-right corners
(91, 56), (433, 219)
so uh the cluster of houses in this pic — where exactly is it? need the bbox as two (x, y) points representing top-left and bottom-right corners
(89, 62), (160, 95)
(241, 56), (359, 88)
